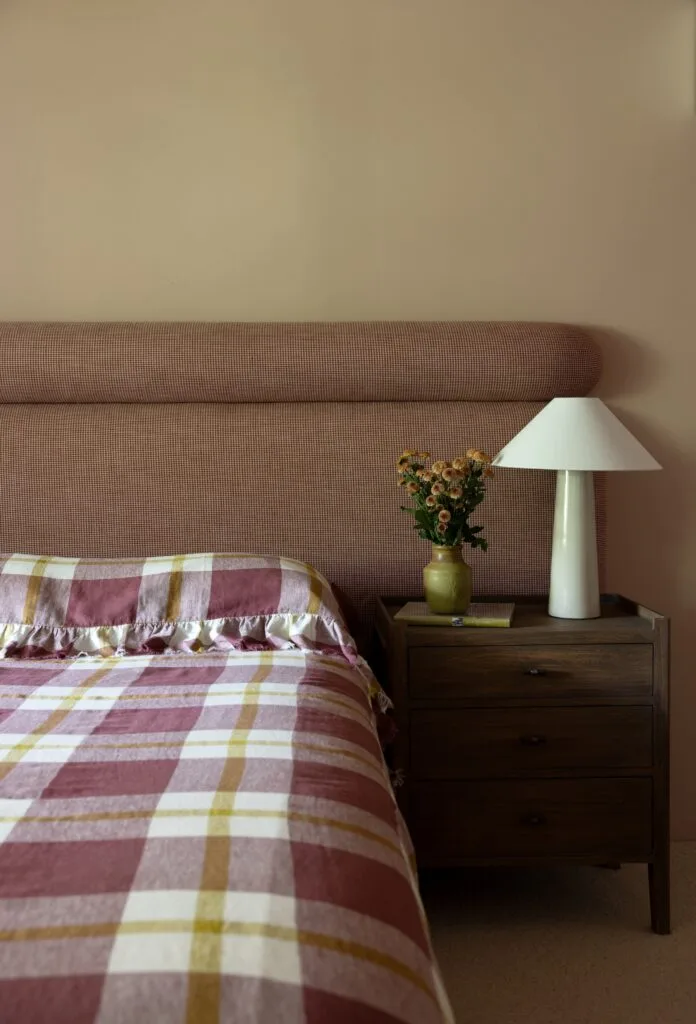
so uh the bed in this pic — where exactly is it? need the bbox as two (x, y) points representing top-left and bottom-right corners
(0, 321), (602, 1023)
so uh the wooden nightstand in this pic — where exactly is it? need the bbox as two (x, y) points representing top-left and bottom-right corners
(374, 595), (670, 934)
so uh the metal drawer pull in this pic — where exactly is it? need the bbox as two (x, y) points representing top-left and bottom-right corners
(524, 667), (547, 677)
(520, 734), (547, 746)
(521, 813), (547, 827)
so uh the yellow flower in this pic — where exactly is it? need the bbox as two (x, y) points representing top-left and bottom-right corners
(420, 471), (433, 483)
(448, 485), (463, 499)
(406, 481), (419, 494)
(452, 458), (466, 471)
(418, 451), (430, 460)
(401, 449), (416, 458)
(441, 467), (455, 481)
(396, 457), (409, 469)
(425, 494), (438, 508)
(431, 460), (446, 474)
(467, 448), (490, 464)
(438, 509), (451, 523)
(431, 482), (445, 495)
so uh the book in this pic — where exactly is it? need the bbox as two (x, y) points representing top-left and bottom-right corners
(393, 601), (515, 628)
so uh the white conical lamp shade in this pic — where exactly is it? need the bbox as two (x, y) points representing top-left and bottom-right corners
(493, 397), (661, 471)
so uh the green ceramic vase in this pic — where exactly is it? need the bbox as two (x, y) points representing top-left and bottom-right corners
(423, 544), (472, 615)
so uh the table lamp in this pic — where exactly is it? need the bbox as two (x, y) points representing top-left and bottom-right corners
(492, 397), (661, 619)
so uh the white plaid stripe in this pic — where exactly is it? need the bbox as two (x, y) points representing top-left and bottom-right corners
(109, 890), (302, 982)
(0, 733), (86, 763)
(182, 553), (214, 574)
(201, 680), (371, 724)
(140, 554), (214, 575)
(0, 798), (32, 841)
(218, 930), (302, 984)
(108, 926), (194, 974)
(20, 685), (127, 711)
(203, 683), (300, 708)
(1, 554), (78, 580)
(141, 557), (176, 577)
(62, 654), (156, 672)
(177, 727), (380, 775)
(148, 791), (291, 840)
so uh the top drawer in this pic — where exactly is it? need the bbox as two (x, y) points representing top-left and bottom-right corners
(409, 644), (653, 700)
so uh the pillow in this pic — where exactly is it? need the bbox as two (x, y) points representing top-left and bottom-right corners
(0, 553), (357, 662)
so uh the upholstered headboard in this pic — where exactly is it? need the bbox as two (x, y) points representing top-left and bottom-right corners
(0, 321), (602, 618)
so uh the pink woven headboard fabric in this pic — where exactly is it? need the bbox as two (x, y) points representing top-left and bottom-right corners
(0, 321), (602, 615)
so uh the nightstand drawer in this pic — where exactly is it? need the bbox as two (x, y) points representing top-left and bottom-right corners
(411, 706), (653, 777)
(410, 778), (653, 862)
(409, 644), (653, 700)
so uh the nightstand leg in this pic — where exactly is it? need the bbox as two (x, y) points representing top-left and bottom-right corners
(648, 855), (670, 934)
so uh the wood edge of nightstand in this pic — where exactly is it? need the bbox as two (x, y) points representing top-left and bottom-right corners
(375, 593), (671, 933)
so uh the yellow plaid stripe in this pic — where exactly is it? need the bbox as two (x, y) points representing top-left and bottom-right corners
(0, 650), (356, 673)
(0, 661), (119, 783)
(304, 562), (323, 617)
(0, 808), (399, 854)
(0, 918), (437, 1003)
(21, 557), (48, 625)
(164, 555), (186, 621)
(185, 655), (271, 1023)
(0, 687), (368, 718)
(0, 738), (381, 775)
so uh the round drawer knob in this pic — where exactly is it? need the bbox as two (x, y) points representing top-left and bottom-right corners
(521, 813), (547, 827)
(520, 734), (547, 746)
(525, 667), (547, 677)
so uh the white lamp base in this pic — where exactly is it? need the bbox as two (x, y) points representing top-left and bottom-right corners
(548, 470), (600, 619)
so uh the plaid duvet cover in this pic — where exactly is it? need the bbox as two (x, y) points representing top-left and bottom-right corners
(0, 649), (452, 1024)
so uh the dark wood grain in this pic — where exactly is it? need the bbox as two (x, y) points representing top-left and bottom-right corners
(410, 706), (653, 778)
(373, 594), (670, 934)
(650, 614), (671, 933)
(410, 778), (653, 863)
(409, 644), (653, 700)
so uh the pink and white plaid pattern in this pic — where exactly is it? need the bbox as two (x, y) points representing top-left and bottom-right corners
(0, 554), (357, 663)
(0, 649), (451, 1023)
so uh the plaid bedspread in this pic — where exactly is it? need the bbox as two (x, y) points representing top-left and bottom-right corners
(0, 649), (452, 1024)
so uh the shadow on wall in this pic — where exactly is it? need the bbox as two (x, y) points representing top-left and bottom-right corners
(587, 325), (688, 617)
(589, 326), (696, 839)
(589, 327), (665, 401)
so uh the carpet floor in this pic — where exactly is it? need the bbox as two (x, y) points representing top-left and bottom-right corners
(423, 842), (696, 1024)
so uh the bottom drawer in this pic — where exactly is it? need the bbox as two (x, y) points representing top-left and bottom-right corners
(410, 778), (653, 863)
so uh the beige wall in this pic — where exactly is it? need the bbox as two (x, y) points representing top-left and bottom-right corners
(2, 2), (696, 833)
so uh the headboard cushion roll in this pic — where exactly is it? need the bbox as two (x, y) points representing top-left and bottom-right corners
(0, 321), (603, 627)
(0, 321), (600, 403)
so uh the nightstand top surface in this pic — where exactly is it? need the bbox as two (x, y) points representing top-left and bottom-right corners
(378, 595), (663, 644)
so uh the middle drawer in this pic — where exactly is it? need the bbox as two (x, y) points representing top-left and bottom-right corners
(410, 706), (653, 778)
